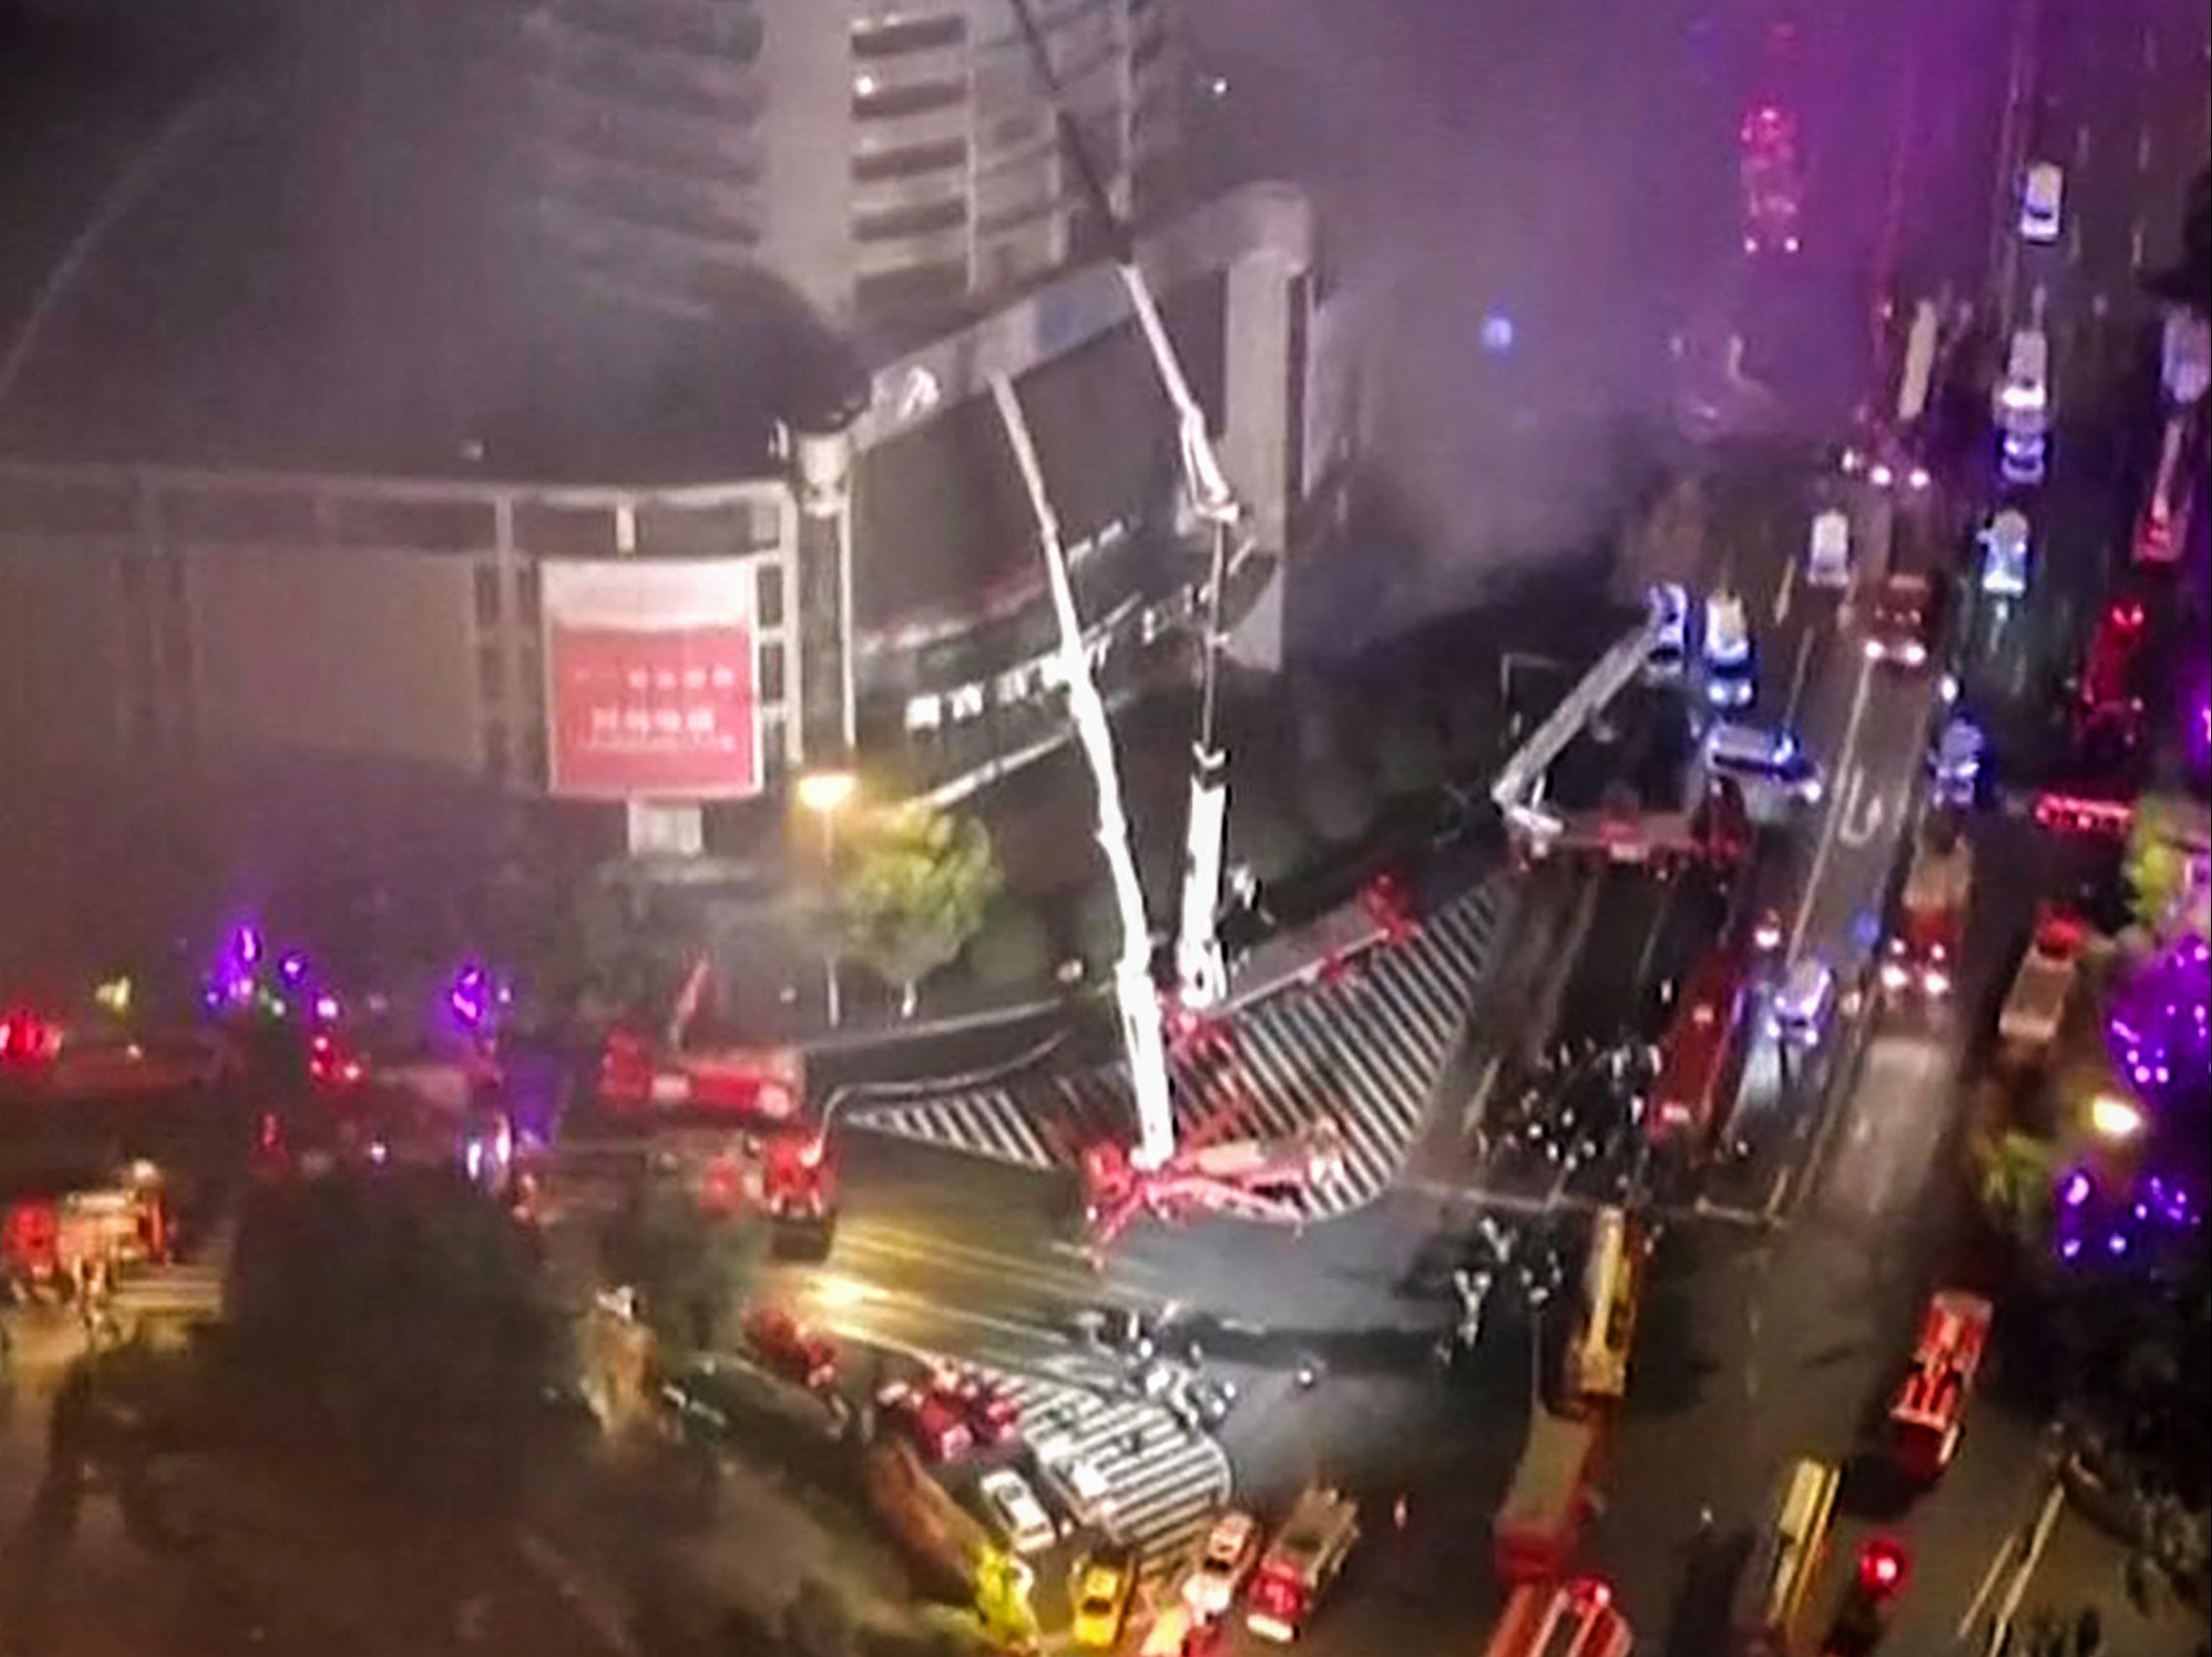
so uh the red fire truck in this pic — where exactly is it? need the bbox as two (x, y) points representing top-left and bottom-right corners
(1493, 1407), (1603, 1585)
(1645, 945), (1751, 1155)
(598, 1028), (806, 1124)
(2, 1163), (171, 1302)
(1482, 1579), (1634, 1657)
(1881, 828), (1972, 1003)
(1244, 1484), (1361, 1643)
(1887, 1290), (1994, 1483)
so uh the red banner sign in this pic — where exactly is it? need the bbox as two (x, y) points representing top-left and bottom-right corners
(541, 561), (763, 800)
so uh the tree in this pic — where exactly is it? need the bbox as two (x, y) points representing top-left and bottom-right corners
(226, 1170), (564, 1474)
(1972, 1129), (2057, 1249)
(2124, 795), (2195, 936)
(783, 1578), (857, 1657)
(600, 1174), (764, 1354)
(841, 805), (1003, 1018)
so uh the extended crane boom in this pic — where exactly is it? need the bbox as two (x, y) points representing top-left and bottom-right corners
(1007, 0), (1242, 1015)
(990, 376), (1176, 1170)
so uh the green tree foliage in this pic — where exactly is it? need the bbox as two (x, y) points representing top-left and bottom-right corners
(841, 805), (1004, 1016)
(783, 1578), (858, 1657)
(600, 1174), (765, 1354)
(1971, 1129), (2056, 1249)
(2123, 794), (2193, 934)
(227, 1170), (562, 1459)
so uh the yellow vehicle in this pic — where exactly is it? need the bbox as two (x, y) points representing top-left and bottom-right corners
(1140, 1604), (1198, 1656)
(1071, 1545), (1136, 1648)
(1731, 1457), (1840, 1652)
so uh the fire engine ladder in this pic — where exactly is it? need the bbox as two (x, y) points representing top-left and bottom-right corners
(990, 376), (1177, 1172)
(1006, 0), (1244, 1014)
(1491, 613), (1668, 834)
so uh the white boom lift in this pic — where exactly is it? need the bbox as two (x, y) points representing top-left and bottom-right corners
(1491, 610), (1669, 841)
(989, 376), (1176, 1171)
(982, 0), (1250, 1167)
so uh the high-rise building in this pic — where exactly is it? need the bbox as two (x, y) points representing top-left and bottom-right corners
(497, 0), (1182, 330)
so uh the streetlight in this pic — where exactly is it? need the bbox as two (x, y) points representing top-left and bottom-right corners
(2086, 1091), (2145, 1142)
(798, 771), (857, 1027)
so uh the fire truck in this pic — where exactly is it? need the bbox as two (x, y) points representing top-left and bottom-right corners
(1, 1008), (232, 1102)
(1887, 1290), (1993, 1483)
(1645, 945), (1751, 1156)
(1493, 1407), (1603, 1585)
(1563, 1206), (1644, 1412)
(1998, 905), (2084, 1065)
(597, 1027), (805, 1124)
(1514, 778), (1751, 874)
(1881, 827), (1972, 1004)
(1481, 1579), (1634, 1657)
(2, 1163), (171, 1302)
(595, 956), (806, 1125)
(1244, 1484), (1360, 1643)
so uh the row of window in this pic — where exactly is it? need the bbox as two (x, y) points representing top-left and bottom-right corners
(899, 586), (1187, 735)
(852, 12), (967, 59)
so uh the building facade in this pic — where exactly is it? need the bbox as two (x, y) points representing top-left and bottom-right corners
(500, 0), (1183, 330)
(0, 185), (1352, 845)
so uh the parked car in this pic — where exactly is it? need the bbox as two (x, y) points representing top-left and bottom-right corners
(1182, 1510), (1263, 1620)
(1072, 1544), (1137, 1648)
(977, 1467), (1058, 1556)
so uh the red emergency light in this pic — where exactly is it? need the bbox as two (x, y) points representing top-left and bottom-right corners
(1858, 1538), (1910, 1597)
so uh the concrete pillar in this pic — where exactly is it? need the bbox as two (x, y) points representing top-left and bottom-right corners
(791, 424), (856, 765)
(1221, 249), (1300, 558)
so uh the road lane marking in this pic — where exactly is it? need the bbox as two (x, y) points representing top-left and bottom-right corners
(1987, 1480), (2069, 1653)
(1788, 658), (1873, 964)
(2073, 122), (2092, 164)
(2132, 220), (2148, 270)
(1839, 770), (1886, 848)
(1763, 1167), (1794, 1220)
(805, 1280), (1079, 1350)
(1772, 556), (1798, 626)
(1958, 1525), (2022, 1637)
(2139, 127), (2153, 172)
(1783, 624), (1819, 723)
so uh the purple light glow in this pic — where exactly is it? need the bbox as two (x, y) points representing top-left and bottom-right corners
(278, 952), (308, 985)
(2062, 1170), (2095, 1208)
(233, 926), (262, 966)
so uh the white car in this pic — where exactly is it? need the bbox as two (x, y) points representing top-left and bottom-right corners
(2019, 161), (2064, 244)
(1702, 592), (1757, 709)
(1995, 328), (2051, 437)
(1032, 1436), (1116, 1532)
(976, 1468), (1058, 1556)
(1182, 1510), (1262, 1619)
(1806, 508), (1853, 589)
(1980, 508), (2032, 597)
(1769, 957), (1837, 1047)
(1703, 721), (1824, 805)
(1644, 582), (1690, 681)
